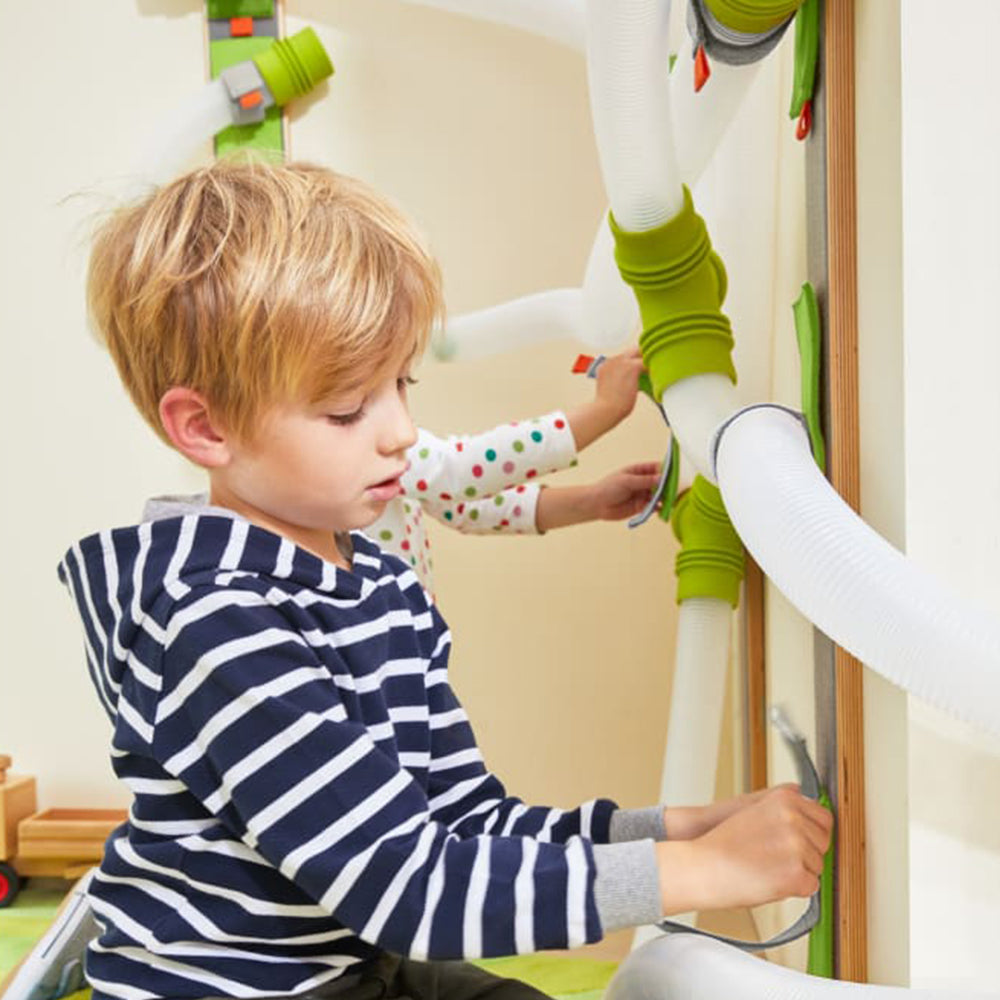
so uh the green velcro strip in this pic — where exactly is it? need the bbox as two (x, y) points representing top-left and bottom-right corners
(611, 187), (736, 398)
(671, 476), (744, 607)
(705, 0), (802, 34)
(207, 0), (274, 18)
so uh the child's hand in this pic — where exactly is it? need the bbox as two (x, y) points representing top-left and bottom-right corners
(655, 785), (833, 914)
(566, 347), (645, 451)
(593, 346), (645, 426)
(584, 462), (662, 522)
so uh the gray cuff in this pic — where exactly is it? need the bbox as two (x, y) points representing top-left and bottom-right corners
(592, 840), (664, 933)
(609, 807), (668, 843)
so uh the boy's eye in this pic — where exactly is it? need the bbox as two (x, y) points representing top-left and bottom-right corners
(398, 375), (418, 392)
(326, 405), (365, 426)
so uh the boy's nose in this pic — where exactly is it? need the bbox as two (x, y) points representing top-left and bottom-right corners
(380, 395), (418, 455)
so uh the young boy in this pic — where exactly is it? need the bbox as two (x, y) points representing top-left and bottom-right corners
(61, 161), (831, 1000)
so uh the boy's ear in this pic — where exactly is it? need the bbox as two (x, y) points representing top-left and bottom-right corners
(158, 388), (232, 468)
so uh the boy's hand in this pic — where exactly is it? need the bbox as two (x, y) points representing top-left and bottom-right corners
(655, 785), (833, 915)
(662, 786), (778, 841)
(565, 347), (645, 451)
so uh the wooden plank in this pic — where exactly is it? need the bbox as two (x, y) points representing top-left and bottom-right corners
(19, 808), (126, 841)
(16, 839), (109, 861)
(823, 0), (868, 981)
(743, 555), (768, 791)
(0, 775), (37, 860)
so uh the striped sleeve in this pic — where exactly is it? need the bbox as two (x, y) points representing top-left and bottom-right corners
(153, 592), (606, 959)
(423, 620), (617, 845)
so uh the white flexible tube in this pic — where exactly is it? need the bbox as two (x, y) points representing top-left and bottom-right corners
(659, 598), (733, 808)
(129, 78), (235, 191)
(397, 0), (585, 51)
(660, 374), (741, 482)
(714, 406), (1000, 736)
(607, 934), (998, 1000)
(585, 0), (683, 230)
(652, 597), (733, 932)
(431, 289), (582, 361)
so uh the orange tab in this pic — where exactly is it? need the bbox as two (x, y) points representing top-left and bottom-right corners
(239, 90), (264, 109)
(572, 354), (595, 374)
(796, 99), (813, 141)
(230, 16), (254, 37)
(694, 45), (711, 92)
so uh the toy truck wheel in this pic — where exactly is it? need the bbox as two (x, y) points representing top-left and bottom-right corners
(0, 861), (21, 907)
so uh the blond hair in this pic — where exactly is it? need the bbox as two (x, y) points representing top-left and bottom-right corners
(87, 159), (443, 445)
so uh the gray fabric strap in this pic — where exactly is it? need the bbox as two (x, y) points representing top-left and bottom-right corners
(686, 0), (793, 66)
(655, 708), (823, 951)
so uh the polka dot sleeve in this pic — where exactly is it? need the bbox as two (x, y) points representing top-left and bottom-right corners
(426, 481), (543, 535)
(401, 411), (578, 510)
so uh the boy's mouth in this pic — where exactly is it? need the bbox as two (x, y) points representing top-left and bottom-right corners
(367, 467), (408, 501)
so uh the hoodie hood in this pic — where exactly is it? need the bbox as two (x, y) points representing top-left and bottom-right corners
(58, 497), (386, 722)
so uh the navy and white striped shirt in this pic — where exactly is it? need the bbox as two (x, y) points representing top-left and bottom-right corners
(59, 512), (616, 1000)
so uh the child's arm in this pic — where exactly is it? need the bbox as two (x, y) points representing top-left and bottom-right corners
(562, 346), (645, 451)
(154, 592), (612, 957)
(405, 347), (645, 521)
(404, 414), (577, 512)
(653, 785), (833, 912)
(534, 462), (661, 531)
(418, 463), (661, 536)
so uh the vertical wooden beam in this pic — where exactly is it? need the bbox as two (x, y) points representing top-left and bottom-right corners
(824, 0), (868, 981)
(743, 556), (768, 792)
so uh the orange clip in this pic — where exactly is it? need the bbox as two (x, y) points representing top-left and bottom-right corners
(230, 16), (254, 37)
(796, 99), (813, 141)
(572, 354), (595, 374)
(239, 90), (264, 110)
(694, 45), (711, 92)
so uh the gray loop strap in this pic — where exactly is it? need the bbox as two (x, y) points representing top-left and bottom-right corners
(656, 706), (824, 951)
(710, 402), (811, 482)
(686, 0), (793, 66)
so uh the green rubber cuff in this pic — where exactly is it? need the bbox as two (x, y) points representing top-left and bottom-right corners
(704, 0), (803, 35)
(671, 476), (744, 608)
(611, 187), (736, 400)
(253, 27), (334, 107)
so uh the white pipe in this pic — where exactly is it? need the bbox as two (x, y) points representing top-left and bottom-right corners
(129, 78), (235, 192)
(607, 934), (998, 1000)
(661, 374), (741, 482)
(714, 406), (1000, 737)
(659, 598), (733, 808)
(397, 0), (585, 51)
(585, 0), (683, 230)
(652, 596), (733, 933)
(431, 288), (582, 361)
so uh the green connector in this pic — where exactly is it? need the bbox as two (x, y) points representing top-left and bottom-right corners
(611, 187), (735, 402)
(671, 476), (744, 608)
(211, 36), (284, 156)
(789, 0), (820, 118)
(253, 27), (334, 107)
(704, 0), (803, 35)
(792, 282), (826, 472)
(806, 789), (835, 977)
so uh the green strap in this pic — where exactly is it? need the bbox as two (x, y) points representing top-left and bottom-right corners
(789, 0), (821, 118)
(807, 790), (836, 977)
(792, 282), (827, 471)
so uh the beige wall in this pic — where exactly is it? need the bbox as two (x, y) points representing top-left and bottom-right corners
(0, 2), (675, 820)
(902, 1), (1000, 988)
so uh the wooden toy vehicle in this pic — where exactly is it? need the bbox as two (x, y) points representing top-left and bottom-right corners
(0, 755), (126, 907)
